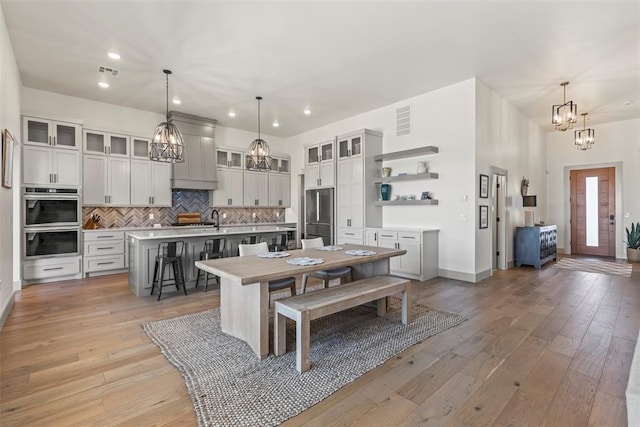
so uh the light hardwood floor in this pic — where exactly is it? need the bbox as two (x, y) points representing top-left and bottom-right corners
(1, 259), (638, 426)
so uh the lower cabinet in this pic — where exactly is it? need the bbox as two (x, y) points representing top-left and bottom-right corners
(83, 231), (127, 277)
(365, 228), (439, 281)
(23, 255), (82, 281)
(337, 227), (364, 245)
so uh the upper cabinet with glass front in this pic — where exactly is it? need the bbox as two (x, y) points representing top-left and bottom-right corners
(337, 133), (362, 159)
(131, 137), (152, 159)
(305, 140), (334, 166)
(271, 156), (290, 174)
(23, 116), (81, 150)
(83, 130), (130, 157)
(216, 147), (244, 169)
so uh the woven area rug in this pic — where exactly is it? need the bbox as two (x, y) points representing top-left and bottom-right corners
(552, 257), (632, 277)
(143, 299), (465, 427)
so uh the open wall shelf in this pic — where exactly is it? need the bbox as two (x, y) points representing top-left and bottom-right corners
(373, 146), (438, 161)
(374, 172), (438, 183)
(374, 199), (439, 206)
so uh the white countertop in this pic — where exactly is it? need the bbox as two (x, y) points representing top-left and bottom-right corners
(84, 222), (296, 233)
(127, 225), (296, 240)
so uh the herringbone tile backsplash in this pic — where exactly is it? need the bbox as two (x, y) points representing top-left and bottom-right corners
(83, 190), (286, 228)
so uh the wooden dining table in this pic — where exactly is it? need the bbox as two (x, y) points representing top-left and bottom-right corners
(195, 243), (406, 358)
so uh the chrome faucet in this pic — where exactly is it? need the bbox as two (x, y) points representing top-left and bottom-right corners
(211, 209), (220, 231)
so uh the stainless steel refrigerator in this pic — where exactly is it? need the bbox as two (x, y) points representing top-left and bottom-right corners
(305, 188), (334, 245)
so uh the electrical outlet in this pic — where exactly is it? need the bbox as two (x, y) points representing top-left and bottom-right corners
(276, 212), (280, 217)
(222, 213), (227, 219)
(252, 213), (257, 218)
(149, 213), (154, 220)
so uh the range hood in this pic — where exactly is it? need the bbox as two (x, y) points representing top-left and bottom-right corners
(168, 111), (218, 190)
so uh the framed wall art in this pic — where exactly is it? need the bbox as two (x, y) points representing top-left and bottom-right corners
(479, 174), (489, 198)
(479, 205), (488, 229)
(2, 129), (15, 189)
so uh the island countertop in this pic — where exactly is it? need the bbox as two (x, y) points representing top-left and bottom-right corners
(127, 224), (296, 240)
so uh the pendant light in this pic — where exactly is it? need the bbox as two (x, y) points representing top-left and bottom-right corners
(150, 69), (184, 162)
(574, 113), (595, 150)
(246, 96), (272, 171)
(551, 82), (578, 131)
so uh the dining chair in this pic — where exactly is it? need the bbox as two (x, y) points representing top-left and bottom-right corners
(238, 242), (296, 298)
(300, 237), (352, 293)
(195, 237), (226, 292)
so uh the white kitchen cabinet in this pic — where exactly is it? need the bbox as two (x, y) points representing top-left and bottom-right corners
(365, 228), (439, 281)
(268, 173), (291, 207)
(83, 230), (127, 277)
(83, 155), (130, 205)
(335, 129), (382, 245)
(244, 171), (269, 207)
(337, 133), (363, 159)
(83, 130), (130, 157)
(336, 228), (364, 245)
(23, 116), (81, 150)
(130, 160), (172, 206)
(23, 255), (82, 281)
(23, 145), (81, 186)
(131, 137), (152, 159)
(211, 168), (244, 207)
(271, 157), (290, 174)
(304, 140), (335, 189)
(216, 147), (244, 169)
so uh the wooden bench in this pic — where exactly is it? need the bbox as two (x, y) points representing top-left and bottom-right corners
(274, 275), (411, 373)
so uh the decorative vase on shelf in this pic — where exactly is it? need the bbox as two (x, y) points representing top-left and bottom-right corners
(380, 184), (391, 201)
(417, 161), (428, 174)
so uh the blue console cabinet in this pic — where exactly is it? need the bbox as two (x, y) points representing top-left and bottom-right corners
(515, 225), (557, 269)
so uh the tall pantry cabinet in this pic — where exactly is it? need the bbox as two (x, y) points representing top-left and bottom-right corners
(336, 129), (383, 245)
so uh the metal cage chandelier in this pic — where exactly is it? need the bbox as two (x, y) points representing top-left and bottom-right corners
(551, 81), (578, 131)
(575, 112), (595, 150)
(150, 69), (184, 163)
(246, 96), (272, 171)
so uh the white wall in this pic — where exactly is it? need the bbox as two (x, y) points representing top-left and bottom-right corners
(475, 81), (547, 275)
(546, 118), (640, 258)
(284, 79), (478, 279)
(0, 3), (22, 325)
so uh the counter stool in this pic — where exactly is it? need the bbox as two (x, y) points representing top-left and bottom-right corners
(151, 241), (187, 301)
(195, 238), (226, 292)
(242, 235), (262, 245)
(300, 237), (353, 293)
(269, 233), (288, 252)
(239, 242), (296, 300)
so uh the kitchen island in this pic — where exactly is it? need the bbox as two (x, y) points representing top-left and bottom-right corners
(127, 225), (296, 296)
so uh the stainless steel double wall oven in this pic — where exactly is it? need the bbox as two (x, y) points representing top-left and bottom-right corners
(23, 187), (81, 259)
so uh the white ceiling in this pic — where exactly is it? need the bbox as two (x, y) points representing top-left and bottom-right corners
(2, 1), (639, 137)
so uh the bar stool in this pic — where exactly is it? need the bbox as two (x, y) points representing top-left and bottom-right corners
(195, 238), (226, 292)
(300, 237), (353, 293)
(242, 235), (262, 244)
(269, 233), (288, 252)
(151, 241), (187, 301)
(238, 242), (296, 299)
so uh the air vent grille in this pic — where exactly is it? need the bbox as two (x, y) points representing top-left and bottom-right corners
(98, 65), (119, 76)
(396, 105), (411, 137)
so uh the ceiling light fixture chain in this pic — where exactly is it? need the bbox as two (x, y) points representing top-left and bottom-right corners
(551, 81), (578, 131)
(574, 112), (595, 150)
(149, 69), (185, 163)
(246, 96), (272, 171)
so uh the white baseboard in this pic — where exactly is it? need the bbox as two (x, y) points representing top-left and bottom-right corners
(0, 292), (15, 331)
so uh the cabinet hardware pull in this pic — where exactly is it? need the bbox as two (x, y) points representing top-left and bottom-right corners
(149, 196), (151, 204)
(105, 195), (107, 203)
(345, 233), (355, 236)
(54, 174), (57, 183)
(381, 234), (393, 238)
(152, 196), (154, 204)
(43, 267), (64, 271)
(97, 262), (115, 265)
(50, 173), (53, 183)
(96, 235), (114, 238)
(401, 236), (416, 239)
(48, 136), (52, 145)
(108, 146), (111, 155)
(53, 136), (56, 146)
(96, 247), (114, 250)
(228, 198), (232, 205)
(374, 233), (377, 241)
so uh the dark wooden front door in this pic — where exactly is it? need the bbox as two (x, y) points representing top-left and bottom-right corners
(570, 167), (615, 256)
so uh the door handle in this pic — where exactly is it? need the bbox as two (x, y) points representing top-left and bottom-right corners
(53, 136), (56, 146)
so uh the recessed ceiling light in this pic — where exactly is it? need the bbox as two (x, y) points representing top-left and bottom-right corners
(108, 52), (120, 60)
(98, 82), (109, 88)
(304, 108), (311, 115)
(228, 111), (236, 117)
(272, 121), (279, 128)
(172, 98), (181, 105)
(624, 100), (634, 106)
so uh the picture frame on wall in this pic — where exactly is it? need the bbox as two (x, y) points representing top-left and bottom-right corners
(479, 174), (489, 198)
(2, 129), (15, 189)
(479, 205), (488, 229)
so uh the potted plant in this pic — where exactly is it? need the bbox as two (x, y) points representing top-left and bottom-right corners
(626, 222), (640, 262)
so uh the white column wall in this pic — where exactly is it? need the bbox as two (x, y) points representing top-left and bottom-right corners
(0, 3), (22, 325)
(475, 80), (547, 275)
(546, 118), (640, 258)
(284, 79), (478, 279)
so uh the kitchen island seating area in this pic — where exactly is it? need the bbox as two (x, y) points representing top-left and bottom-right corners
(195, 244), (406, 358)
(194, 238), (226, 292)
(151, 241), (187, 301)
(300, 237), (353, 293)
